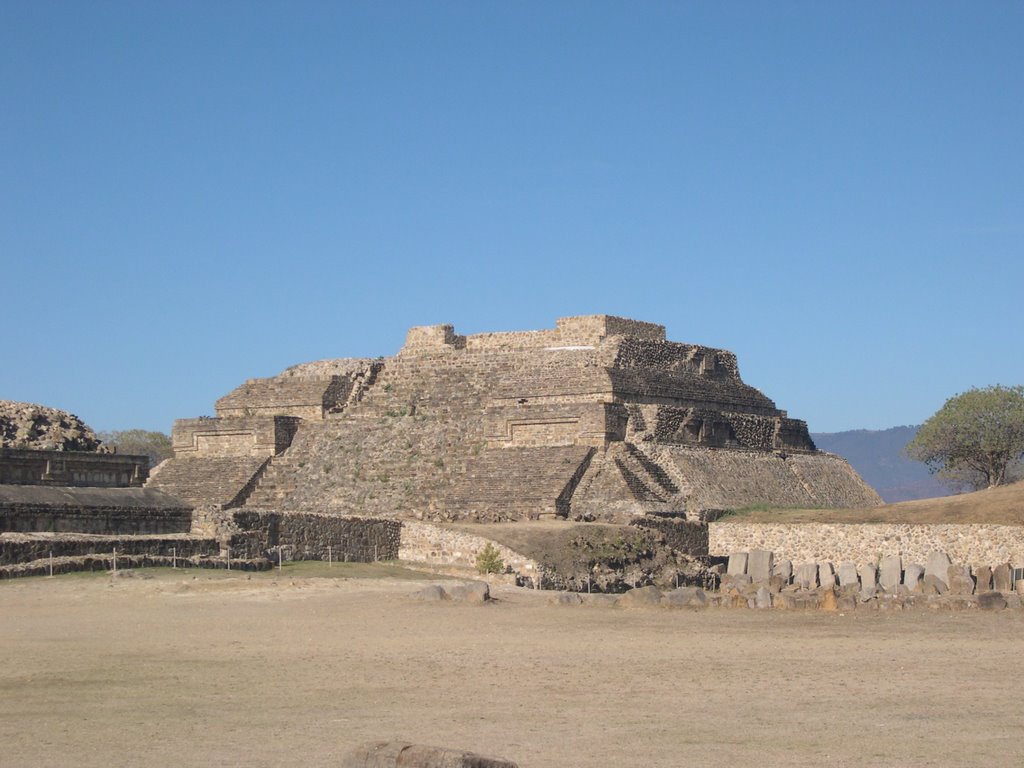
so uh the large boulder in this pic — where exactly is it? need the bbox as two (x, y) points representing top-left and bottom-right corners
(662, 586), (707, 609)
(617, 585), (663, 609)
(445, 581), (491, 604)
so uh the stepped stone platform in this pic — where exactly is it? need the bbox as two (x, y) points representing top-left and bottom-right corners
(151, 315), (880, 524)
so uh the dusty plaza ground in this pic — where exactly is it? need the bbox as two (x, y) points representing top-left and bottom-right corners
(2, 565), (1023, 768)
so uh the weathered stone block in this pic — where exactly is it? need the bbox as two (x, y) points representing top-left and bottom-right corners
(747, 549), (773, 582)
(925, 551), (952, 588)
(978, 592), (1007, 611)
(818, 562), (836, 588)
(727, 552), (748, 576)
(879, 555), (902, 592)
(837, 562), (859, 588)
(836, 594), (857, 612)
(772, 558), (792, 583)
(720, 573), (751, 592)
(922, 574), (948, 595)
(903, 563), (924, 591)
(858, 562), (878, 590)
(993, 563), (1013, 592)
(662, 586), (707, 608)
(946, 565), (975, 596)
(794, 563), (818, 589)
(974, 565), (993, 593)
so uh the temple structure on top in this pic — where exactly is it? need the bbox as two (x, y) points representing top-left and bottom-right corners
(148, 315), (881, 521)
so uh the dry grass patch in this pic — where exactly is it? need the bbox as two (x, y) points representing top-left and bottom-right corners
(722, 479), (1024, 524)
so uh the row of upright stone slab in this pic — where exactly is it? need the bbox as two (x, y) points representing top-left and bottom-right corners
(722, 549), (1022, 606)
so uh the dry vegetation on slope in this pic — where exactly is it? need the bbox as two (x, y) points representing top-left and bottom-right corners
(723, 478), (1024, 525)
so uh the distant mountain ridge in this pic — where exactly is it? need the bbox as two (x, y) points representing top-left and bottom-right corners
(811, 425), (949, 503)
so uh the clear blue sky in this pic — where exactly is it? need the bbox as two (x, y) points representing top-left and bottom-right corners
(2, 2), (1021, 434)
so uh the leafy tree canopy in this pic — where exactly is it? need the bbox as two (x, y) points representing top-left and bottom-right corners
(96, 429), (173, 468)
(905, 385), (1024, 491)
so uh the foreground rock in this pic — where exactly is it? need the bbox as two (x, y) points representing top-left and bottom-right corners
(410, 582), (491, 604)
(342, 741), (518, 768)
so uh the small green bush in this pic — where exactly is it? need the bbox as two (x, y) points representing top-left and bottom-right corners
(475, 543), (505, 575)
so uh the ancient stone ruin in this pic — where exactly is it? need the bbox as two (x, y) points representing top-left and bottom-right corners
(148, 314), (881, 522)
(0, 400), (101, 452)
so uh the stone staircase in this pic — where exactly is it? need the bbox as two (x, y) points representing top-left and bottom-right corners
(439, 446), (595, 521)
(145, 456), (269, 508)
(241, 455), (301, 507)
(568, 442), (690, 521)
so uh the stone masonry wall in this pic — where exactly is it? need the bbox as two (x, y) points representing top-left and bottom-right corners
(230, 510), (400, 561)
(709, 522), (1024, 568)
(398, 520), (541, 576)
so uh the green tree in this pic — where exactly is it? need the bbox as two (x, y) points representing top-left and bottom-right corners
(475, 542), (505, 575)
(96, 429), (174, 468)
(906, 385), (1024, 491)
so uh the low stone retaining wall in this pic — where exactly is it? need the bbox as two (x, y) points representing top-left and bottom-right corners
(0, 487), (192, 535)
(231, 510), (401, 562)
(0, 533), (218, 566)
(398, 521), (540, 576)
(709, 523), (1024, 568)
(0, 553), (270, 579)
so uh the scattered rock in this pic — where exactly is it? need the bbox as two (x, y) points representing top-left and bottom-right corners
(836, 594), (857, 612)
(662, 586), (707, 609)
(409, 585), (446, 602)
(341, 741), (519, 768)
(616, 585), (663, 609)
(549, 592), (583, 606)
(978, 592), (1007, 611)
(445, 581), (491, 604)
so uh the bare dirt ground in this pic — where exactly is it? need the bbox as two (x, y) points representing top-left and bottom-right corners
(3, 564), (1024, 768)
